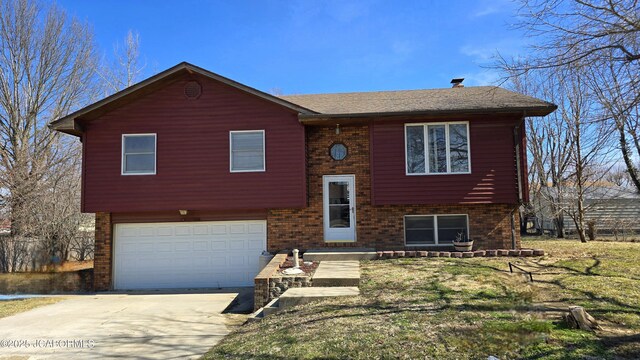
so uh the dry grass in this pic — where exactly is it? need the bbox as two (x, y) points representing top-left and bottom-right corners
(54, 260), (93, 272)
(205, 239), (640, 360)
(0, 297), (64, 319)
(0, 269), (92, 294)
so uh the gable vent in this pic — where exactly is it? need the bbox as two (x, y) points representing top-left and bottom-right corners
(184, 81), (202, 99)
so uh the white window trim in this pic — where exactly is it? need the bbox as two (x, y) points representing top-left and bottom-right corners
(229, 130), (266, 173)
(403, 214), (470, 246)
(121, 133), (157, 176)
(404, 121), (471, 176)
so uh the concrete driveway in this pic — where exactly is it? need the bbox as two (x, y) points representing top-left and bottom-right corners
(0, 290), (250, 359)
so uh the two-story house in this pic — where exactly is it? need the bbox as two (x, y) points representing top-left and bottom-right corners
(50, 62), (556, 291)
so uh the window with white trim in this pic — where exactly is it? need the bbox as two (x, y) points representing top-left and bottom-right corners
(230, 130), (265, 172)
(404, 215), (469, 245)
(405, 122), (470, 174)
(122, 134), (156, 175)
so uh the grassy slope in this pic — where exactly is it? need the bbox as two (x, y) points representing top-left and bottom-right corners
(0, 297), (63, 319)
(206, 240), (640, 360)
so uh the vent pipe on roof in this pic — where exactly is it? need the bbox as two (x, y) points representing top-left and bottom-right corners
(451, 78), (464, 88)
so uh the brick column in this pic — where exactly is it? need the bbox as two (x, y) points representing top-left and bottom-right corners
(94, 212), (113, 291)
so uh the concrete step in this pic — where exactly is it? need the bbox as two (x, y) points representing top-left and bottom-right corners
(247, 298), (280, 323)
(303, 248), (377, 261)
(262, 298), (280, 317)
(279, 286), (360, 309)
(246, 308), (264, 323)
(312, 261), (360, 287)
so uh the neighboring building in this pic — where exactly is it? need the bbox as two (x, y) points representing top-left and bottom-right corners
(50, 62), (556, 290)
(530, 185), (640, 235)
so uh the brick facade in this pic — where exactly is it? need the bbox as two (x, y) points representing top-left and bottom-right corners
(94, 212), (113, 291)
(268, 125), (521, 251)
(91, 125), (521, 291)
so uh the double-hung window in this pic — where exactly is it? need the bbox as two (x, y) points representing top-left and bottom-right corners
(230, 130), (265, 172)
(405, 122), (470, 174)
(404, 214), (469, 245)
(122, 134), (156, 175)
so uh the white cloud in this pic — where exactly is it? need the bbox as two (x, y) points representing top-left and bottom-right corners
(470, 0), (514, 18)
(459, 69), (505, 86)
(459, 38), (527, 64)
(472, 6), (501, 18)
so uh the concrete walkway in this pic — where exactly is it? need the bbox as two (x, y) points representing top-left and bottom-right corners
(312, 261), (360, 286)
(279, 287), (360, 308)
(0, 290), (248, 360)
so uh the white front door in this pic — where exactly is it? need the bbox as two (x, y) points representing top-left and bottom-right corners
(323, 175), (356, 242)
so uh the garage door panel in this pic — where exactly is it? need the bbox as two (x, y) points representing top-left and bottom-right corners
(157, 227), (173, 236)
(114, 220), (266, 290)
(210, 240), (226, 250)
(139, 227), (154, 236)
(248, 223), (265, 233)
(175, 226), (191, 236)
(193, 240), (209, 251)
(121, 241), (154, 252)
(193, 225), (209, 235)
(248, 239), (264, 250)
(154, 241), (173, 252)
(228, 240), (244, 250)
(229, 224), (246, 234)
(211, 225), (227, 234)
(174, 241), (192, 251)
(211, 256), (227, 267)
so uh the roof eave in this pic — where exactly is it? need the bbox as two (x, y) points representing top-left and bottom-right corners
(297, 105), (557, 123)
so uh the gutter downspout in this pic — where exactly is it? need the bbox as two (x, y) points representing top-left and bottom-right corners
(511, 111), (527, 250)
(511, 209), (517, 250)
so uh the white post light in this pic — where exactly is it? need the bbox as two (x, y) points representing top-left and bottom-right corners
(293, 249), (300, 269)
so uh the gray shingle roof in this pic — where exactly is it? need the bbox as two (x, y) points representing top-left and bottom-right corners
(279, 86), (556, 118)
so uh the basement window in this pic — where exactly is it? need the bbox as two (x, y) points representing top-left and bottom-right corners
(122, 134), (156, 175)
(404, 214), (469, 245)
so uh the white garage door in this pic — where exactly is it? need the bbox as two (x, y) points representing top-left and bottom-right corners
(113, 220), (266, 290)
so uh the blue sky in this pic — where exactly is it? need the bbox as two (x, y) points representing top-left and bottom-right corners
(57, 0), (527, 95)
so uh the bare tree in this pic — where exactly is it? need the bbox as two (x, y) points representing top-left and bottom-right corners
(510, 63), (616, 242)
(510, 67), (574, 238)
(585, 56), (640, 191)
(562, 67), (615, 242)
(509, 0), (639, 69)
(24, 141), (92, 265)
(97, 30), (145, 93)
(0, 0), (97, 269)
(501, 0), (640, 192)
(605, 164), (635, 188)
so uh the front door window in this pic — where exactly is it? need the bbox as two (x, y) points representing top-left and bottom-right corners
(323, 175), (356, 242)
(328, 181), (350, 228)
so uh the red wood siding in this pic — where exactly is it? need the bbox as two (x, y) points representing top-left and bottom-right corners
(371, 116), (520, 205)
(111, 210), (267, 224)
(81, 73), (306, 213)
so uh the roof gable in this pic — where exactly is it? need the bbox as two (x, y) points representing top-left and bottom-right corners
(49, 62), (317, 136)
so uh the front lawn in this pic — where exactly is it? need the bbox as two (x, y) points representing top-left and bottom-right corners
(205, 240), (640, 359)
(0, 297), (63, 319)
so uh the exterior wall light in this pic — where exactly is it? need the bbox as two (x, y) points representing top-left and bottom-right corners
(179, 210), (188, 216)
